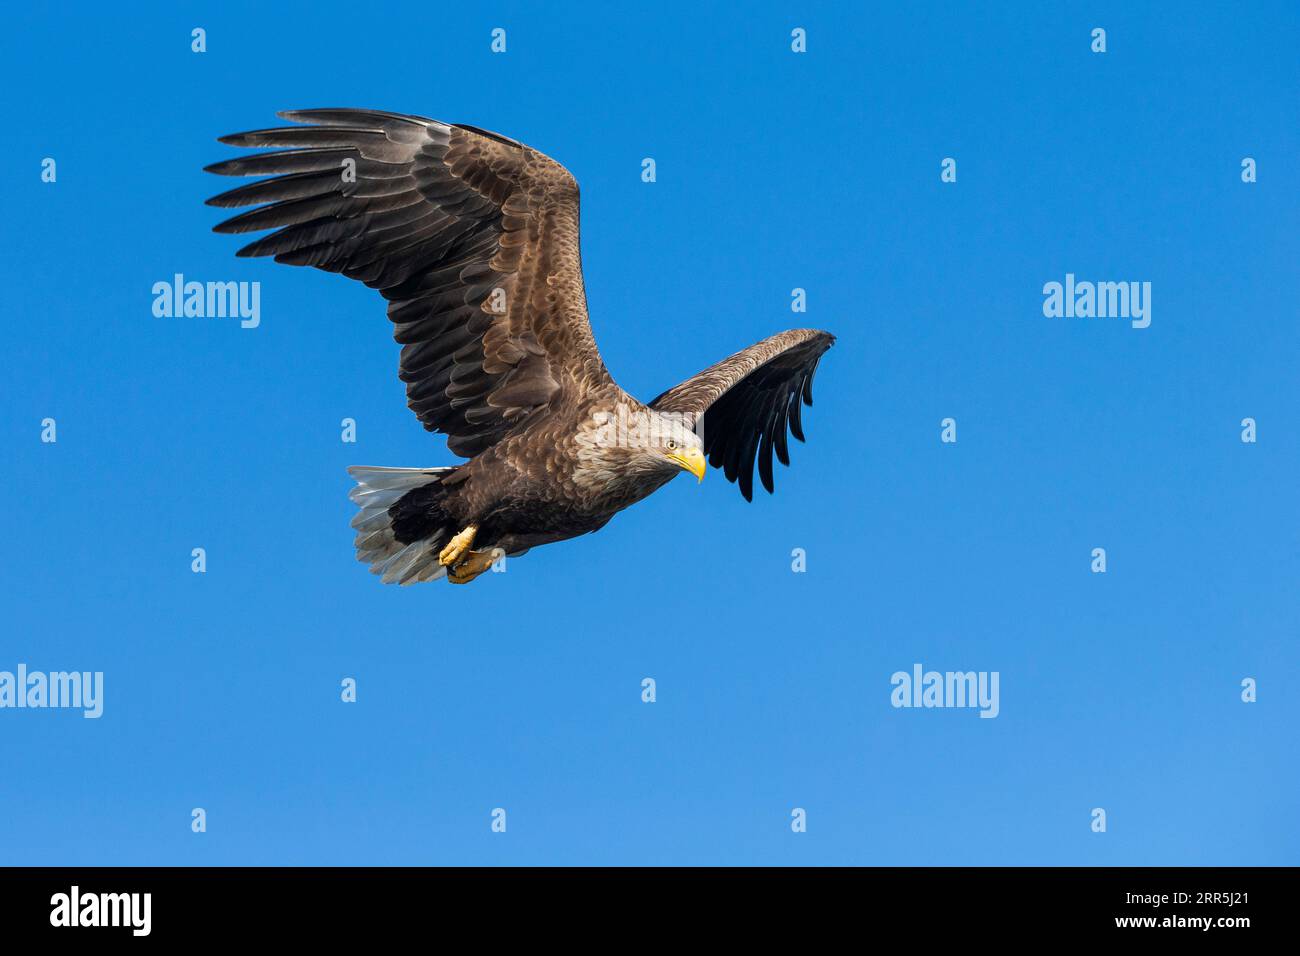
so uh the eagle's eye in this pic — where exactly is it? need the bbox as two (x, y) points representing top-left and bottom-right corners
(666, 439), (677, 450)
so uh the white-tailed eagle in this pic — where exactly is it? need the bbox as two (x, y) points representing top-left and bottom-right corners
(207, 109), (834, 584)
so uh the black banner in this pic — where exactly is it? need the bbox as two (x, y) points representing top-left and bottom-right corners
(0, 866), (1277, 941)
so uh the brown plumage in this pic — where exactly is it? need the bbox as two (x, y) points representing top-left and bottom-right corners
(206, 108), (834, 585)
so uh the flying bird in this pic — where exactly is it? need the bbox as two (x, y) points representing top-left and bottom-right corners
(206, 109), (834, 585)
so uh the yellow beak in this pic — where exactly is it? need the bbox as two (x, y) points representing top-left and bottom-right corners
(667, 447), (707, 483)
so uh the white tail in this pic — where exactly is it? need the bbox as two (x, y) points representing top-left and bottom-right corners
(347, 466), (456, 585)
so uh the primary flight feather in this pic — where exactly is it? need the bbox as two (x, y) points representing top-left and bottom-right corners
(206, 108), (834, 585)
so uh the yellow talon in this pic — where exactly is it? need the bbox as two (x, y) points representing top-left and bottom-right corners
(447, 548), (503, 585)
(439, 524), (478, 567)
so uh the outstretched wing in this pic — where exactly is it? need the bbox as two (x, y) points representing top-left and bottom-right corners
(206, 108), (611, 457)
(650, 329), (834, 501)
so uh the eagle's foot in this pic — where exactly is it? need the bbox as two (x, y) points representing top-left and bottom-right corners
(438, 524), (478, 567)
(447, 547), (503, 585)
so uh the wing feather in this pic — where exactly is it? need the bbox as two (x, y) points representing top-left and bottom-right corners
(206, 108), (611, 457)
(651, 329), (834, 501)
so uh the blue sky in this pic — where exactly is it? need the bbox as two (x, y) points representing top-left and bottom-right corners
(1, 1), (1296, 865)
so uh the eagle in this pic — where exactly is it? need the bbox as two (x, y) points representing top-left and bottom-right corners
(206, 109), (834, 585)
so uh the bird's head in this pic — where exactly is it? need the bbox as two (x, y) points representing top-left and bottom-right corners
(626, 409), (705, 482)
(656, 417), (707, 483)
(578, 406), (707, 487)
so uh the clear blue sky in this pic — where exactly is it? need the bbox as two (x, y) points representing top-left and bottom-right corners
(2, 1), (1296, 865)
